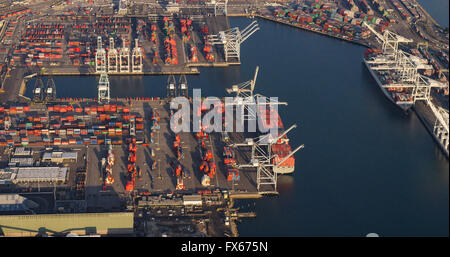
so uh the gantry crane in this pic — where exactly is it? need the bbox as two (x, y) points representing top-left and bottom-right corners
(224, 66), (304, 193)
(230, 124), (304, 193)
(45, 76), (56, 102)
(119, 38), (130, 73)
(95, 36), (107, 73)
(363, 22), (413, 61)
(132, 38), (143, 73)
(178, 74), (188, 97)
(32, 76), (44, 102)
(428, 101), (449, 156)
(364, 23), (448, 103)
(98, 73), (110, 103)
(225, 66), (287, 122)
(108, 38), (118, 73)
(166, 74), (177, 98)
(207, 21), (259, 62)
(381, 73), (447, 102)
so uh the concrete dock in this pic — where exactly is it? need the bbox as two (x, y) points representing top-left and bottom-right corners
(413, 101), (449, 158)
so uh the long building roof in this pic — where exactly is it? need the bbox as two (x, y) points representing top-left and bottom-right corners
(42, 151), (77, 160)
(14, 167), (67, 182)
(0, 212), (134, 236)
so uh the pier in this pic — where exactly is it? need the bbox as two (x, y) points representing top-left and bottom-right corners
(414, 101), (449, 158)
(253, 14), (371, 48)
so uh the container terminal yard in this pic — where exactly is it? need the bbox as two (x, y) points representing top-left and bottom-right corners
(0, 0), (448, 237)
(0, 68), (304, 236)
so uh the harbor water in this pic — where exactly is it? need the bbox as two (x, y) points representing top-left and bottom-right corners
(416, 0), (449, 28)
(26, 16), (449, 237)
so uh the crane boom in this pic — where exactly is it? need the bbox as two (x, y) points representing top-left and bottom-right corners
(427, 100), (449, 132)
(275, 145), (304, 168)
(251, 66), (259, 94)
(363, 22), (413, 44)
(258, 124), (297, 144)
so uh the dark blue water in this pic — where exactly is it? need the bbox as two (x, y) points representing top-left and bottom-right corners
(27, 17), (449, 237)
(232, 18), (449, 237)
(416, 0), (449, 28)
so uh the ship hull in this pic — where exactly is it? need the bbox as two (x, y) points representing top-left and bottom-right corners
(363, 58), (413, 112)
(273, 166), (295, 174)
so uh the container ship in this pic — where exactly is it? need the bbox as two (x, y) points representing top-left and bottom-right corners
(363, 48), (414, 112)
(259, 104), (296, 174)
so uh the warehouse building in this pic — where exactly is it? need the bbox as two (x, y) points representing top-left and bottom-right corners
(12, 167), (68, 184)
(0, 212), (134, 236)
(13, 147), (32, 156)
(8, 157), (33, 167)
(42, 151), (77, 164)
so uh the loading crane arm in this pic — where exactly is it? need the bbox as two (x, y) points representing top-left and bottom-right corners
(363, 22), (413, 44)
(273, 144), (305, 168)
(257, 124), (297, 145)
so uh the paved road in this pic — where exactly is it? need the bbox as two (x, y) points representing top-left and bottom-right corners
(0, 67), (25, 102)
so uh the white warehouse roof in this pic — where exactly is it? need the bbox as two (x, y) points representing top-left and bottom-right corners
(42, 152), (77, 161)
(13, 167), (68, 183)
